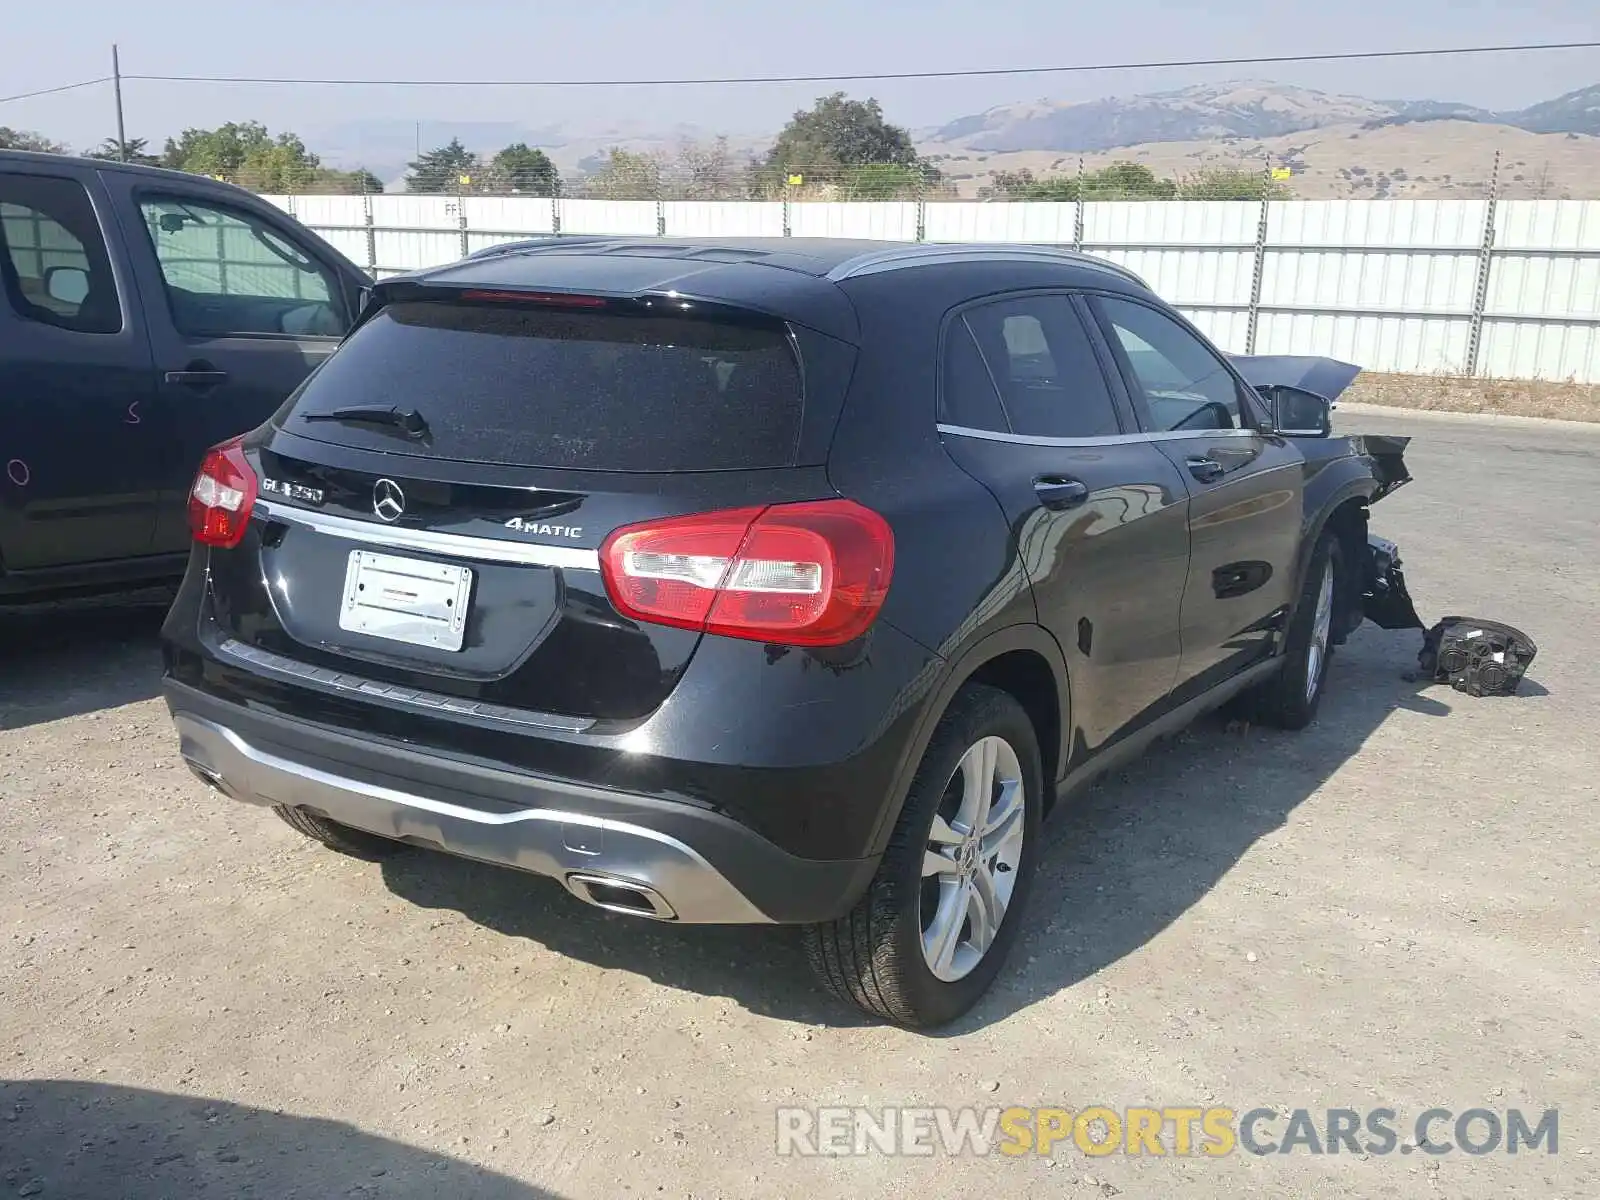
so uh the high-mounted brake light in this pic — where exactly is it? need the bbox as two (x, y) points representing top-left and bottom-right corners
(187, 436), (258, 549)
(459, 289), (608, 308)
(599, 500), (895, 647)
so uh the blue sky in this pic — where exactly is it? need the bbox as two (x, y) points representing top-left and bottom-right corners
(5, 0), (1598, 156)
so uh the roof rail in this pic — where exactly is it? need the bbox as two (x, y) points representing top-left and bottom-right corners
(827, 242), (1148, 289)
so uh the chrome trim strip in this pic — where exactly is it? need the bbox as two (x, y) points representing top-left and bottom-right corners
(214, 638), (593, 733)
(255, 499), (601, 570)
(936, 423), (1260, 448)
(829, 243), (1147, 288)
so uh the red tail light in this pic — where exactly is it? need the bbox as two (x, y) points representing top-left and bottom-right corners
(599, 499), (895, 647)
(187, 437), (258, 548)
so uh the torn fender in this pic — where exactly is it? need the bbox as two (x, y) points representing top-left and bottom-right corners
(1345, 433), (1413, 503)
(1363, 534), (1425, 630)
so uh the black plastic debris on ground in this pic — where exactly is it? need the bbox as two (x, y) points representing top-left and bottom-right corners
(1362, 535), (1537, 697)
(1418, 618), (1539, 697)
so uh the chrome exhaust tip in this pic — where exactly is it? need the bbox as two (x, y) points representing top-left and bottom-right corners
(565, 873), (677, 921)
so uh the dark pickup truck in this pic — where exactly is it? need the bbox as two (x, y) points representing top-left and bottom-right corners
(0, 149), (371, 602)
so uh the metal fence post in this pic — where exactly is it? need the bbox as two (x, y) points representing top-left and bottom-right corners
(656, 195), (667, 238)
(552, 183), (563, 237)
(363, 190), (377, 277)
(1073, 157), (1085, 251)
(457, 188), (470, 260)
(915, 197), (927, 243)
(1245, 187), (1271, 354)
(1465, 149), (1502, 378)
(782, 196), (792, 237)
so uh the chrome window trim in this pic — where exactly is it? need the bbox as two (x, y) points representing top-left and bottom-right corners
(936, 423), (1260, 448)
(255, 498), (601, 570)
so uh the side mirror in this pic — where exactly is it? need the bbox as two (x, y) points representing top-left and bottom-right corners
(43, 265), (90, 306)
(1263, 385), (1332, 437)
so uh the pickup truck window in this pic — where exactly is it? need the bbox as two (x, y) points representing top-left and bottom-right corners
(138, 195), (346, 339)
(0, 173), (122, 335)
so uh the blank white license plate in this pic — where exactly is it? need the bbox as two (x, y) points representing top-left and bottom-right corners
(338, 550), (473, 652)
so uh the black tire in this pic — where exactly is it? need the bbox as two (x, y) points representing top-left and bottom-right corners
(1245, 529), (1343, 730)
(803, 684), (1044, 1029)
(272, 805), (405, 860)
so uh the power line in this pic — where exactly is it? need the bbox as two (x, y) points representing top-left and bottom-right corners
(0, 77), (111, 106)
(120, 39), (1600, 89)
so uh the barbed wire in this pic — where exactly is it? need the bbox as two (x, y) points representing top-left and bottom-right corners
(227, 151), (1574, 203)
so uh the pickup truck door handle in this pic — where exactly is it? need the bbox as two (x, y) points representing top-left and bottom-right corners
(165, 365), (229, 389)
(1185, 456), (1226, 484)
(1033, 476), (1090, 510)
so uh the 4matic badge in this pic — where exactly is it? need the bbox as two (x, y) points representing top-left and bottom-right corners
(506, 517), (583, 538)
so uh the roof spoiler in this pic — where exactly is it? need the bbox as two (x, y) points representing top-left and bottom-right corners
(1229, 355), (1363, 405)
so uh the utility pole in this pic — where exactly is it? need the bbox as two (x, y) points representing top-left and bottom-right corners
(112, 43), (128, 161)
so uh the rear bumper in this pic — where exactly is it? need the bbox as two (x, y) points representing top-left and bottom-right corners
(165, 680), (878, 925)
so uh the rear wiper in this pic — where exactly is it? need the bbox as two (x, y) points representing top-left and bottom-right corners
(301, 405), (429, 439)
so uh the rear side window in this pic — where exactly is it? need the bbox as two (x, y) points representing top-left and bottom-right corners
(0, 173), (122, 334)
(282, 300), (805, 472)
(961, 295), (1122, 439)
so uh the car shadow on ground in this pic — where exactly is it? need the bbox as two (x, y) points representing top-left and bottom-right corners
(0, 1079), (559, 1199)
(379, 624), (1550, 1033)
(0, 589), (172, 730)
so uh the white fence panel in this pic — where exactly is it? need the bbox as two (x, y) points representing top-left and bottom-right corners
(267, 193), (1599, 383)
(1478, 322), (1600, 383)
(561, 200), (659, 236)
(370, 195), (460, 272)
(663, 201), (784, 237)
(922, 202), (1076, 244)
(462, 196), (556, 236)
(1259, 249), (1480, 313)
(1180, 308), (1253, 354)
(1255, 311), (1473, 375)
(788, 202), (918, 240)
(1085, 201), (1257, 311)
(1268, 199), (1487, 248)
(1481, 200), (1600, 381)
(283, 195), (368, 265)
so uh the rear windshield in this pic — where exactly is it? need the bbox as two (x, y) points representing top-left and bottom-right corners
(280, 299), (805, 472)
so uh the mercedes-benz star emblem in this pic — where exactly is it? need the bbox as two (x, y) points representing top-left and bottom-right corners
(372, 478), (405, 523)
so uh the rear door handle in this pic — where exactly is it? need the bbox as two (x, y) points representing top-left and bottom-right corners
(1033, 476), (1089, 510)
(1185, 456), (1225, 484)
(165, 369), (229, 388)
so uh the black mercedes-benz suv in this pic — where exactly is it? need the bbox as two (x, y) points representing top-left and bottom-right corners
(160, 237), (1417, 1028)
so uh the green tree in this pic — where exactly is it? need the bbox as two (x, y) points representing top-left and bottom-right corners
(1177, 167), (1291, 200)
(989, 161), (1180, 201)
(491, 143), (558, 195)
(84, 136), (161, 165)
(762, 93), (939, 189)
(0, 127), (65, 153)
(582, 148), (663, 200)
(159, 122), (326, 190)
(840, 162), (932, 200)
(343, 168), (386, 195)
(406, 138), (480, 193)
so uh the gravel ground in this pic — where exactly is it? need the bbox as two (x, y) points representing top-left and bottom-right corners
(3, 411), (1597, 1199)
